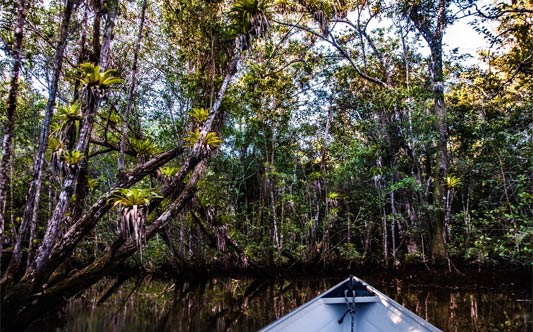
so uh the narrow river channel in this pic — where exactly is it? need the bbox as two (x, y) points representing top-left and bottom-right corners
(30, 275), (531, 331)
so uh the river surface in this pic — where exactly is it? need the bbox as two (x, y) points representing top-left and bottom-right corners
(52, 274), (531, 331)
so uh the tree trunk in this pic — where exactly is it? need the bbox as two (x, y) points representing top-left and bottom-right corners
(0, 0), (30, 281)
(429, 37), (449, 263)
(118, 0), (148, 175)
(407, 0), (449, 263)
(22, 0), (79, 269)
(1, 55), (241, 328)
(69, 0), (118, 225)
(99, 0), (118, 69)
(30, 91), (101, 278)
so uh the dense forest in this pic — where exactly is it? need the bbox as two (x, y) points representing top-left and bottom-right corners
(0, 0), (531, 329)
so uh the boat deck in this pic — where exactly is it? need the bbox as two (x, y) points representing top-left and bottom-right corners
(259, 277), (442, 332)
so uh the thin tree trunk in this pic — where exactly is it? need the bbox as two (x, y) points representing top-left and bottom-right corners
(382, 204), (388, 265)
(374, 157), (388, 265)
(22, 0), (79, 268)
(269, 172), (281, 265)
(91, 0), (102, 63)
(118, 0), (148, 176)
(69, 0), (118, 225)
(390, 190), (397, 264)
(0, 0), (30, 282)
(98, 0), (118, 69)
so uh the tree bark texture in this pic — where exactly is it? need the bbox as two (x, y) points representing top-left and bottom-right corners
(0, 0), (30, 281)
(21, 0), (79, 269)
(407, 0), (449, 262)
(99, 0), (118, 69)
(118, 0), (148, 175)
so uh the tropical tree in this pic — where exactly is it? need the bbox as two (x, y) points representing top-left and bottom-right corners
(0, 0), (272, 329)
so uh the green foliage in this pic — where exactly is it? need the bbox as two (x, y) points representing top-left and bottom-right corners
(76, 63), (123, 88)
(229, 0), (271, 37)
(56, 103), (82, 121)
(87, 178), (100, 190)
(131, 138), (158, 156)
(184, 129), (222, 148)
(190, 107), (209, 124)
(327, 192), (340, 200)
(204, 132), (223, 147)
(183, 128), (201, 147)
(61, 150), (85, 165)
(338, 243), (362, 261)
(0, 30), (14, 46)
(4, 0), (532, 276)
(387, 177), (422, 193)
(445, 175), (461, 189)
(159, 166), (179, 177)
(110, 188), (162, 208)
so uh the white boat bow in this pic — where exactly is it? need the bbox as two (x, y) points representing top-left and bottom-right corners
(258, 275), (442, 332)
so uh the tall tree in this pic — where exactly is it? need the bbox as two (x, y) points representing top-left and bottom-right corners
(10, 0), (80, 280)
(118, 0), (148, 176)
(0, 0), (271, 328)
(403, 0), (459, 262)
(0, 0), (30, 278)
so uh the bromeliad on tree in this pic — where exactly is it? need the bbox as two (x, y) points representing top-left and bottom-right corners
(76, 62), (123, 98)
(110, 188), (162, 255)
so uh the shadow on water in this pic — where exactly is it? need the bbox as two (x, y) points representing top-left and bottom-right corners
(28, 275), (532, 332)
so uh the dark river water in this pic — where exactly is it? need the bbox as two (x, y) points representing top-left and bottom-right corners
(56, 275), (530, 332)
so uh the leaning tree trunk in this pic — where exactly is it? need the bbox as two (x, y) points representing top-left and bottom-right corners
(0, 0), (30, 281)
(30, 90), (101, 279)
(1, 56), (241, 331)
(13, 159), (208, 329)
(69, 0), (120, 229)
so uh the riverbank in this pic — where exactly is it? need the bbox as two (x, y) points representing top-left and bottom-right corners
(156, 259), (530, 285)
(22, 267), (532, 332)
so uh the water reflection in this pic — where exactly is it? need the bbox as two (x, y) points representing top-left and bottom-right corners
(62, 275), (531, 332)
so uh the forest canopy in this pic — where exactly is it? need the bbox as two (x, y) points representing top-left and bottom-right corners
(0, 0), (531, 329)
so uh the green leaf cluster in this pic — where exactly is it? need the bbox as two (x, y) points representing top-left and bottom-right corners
(110, 188), (162, 208)
(76, 63), (123, 87)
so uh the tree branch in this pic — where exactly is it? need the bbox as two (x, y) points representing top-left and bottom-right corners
(273, 19), (390, 89)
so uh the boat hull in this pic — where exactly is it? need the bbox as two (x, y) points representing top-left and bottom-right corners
(258, 276), (442, 332)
